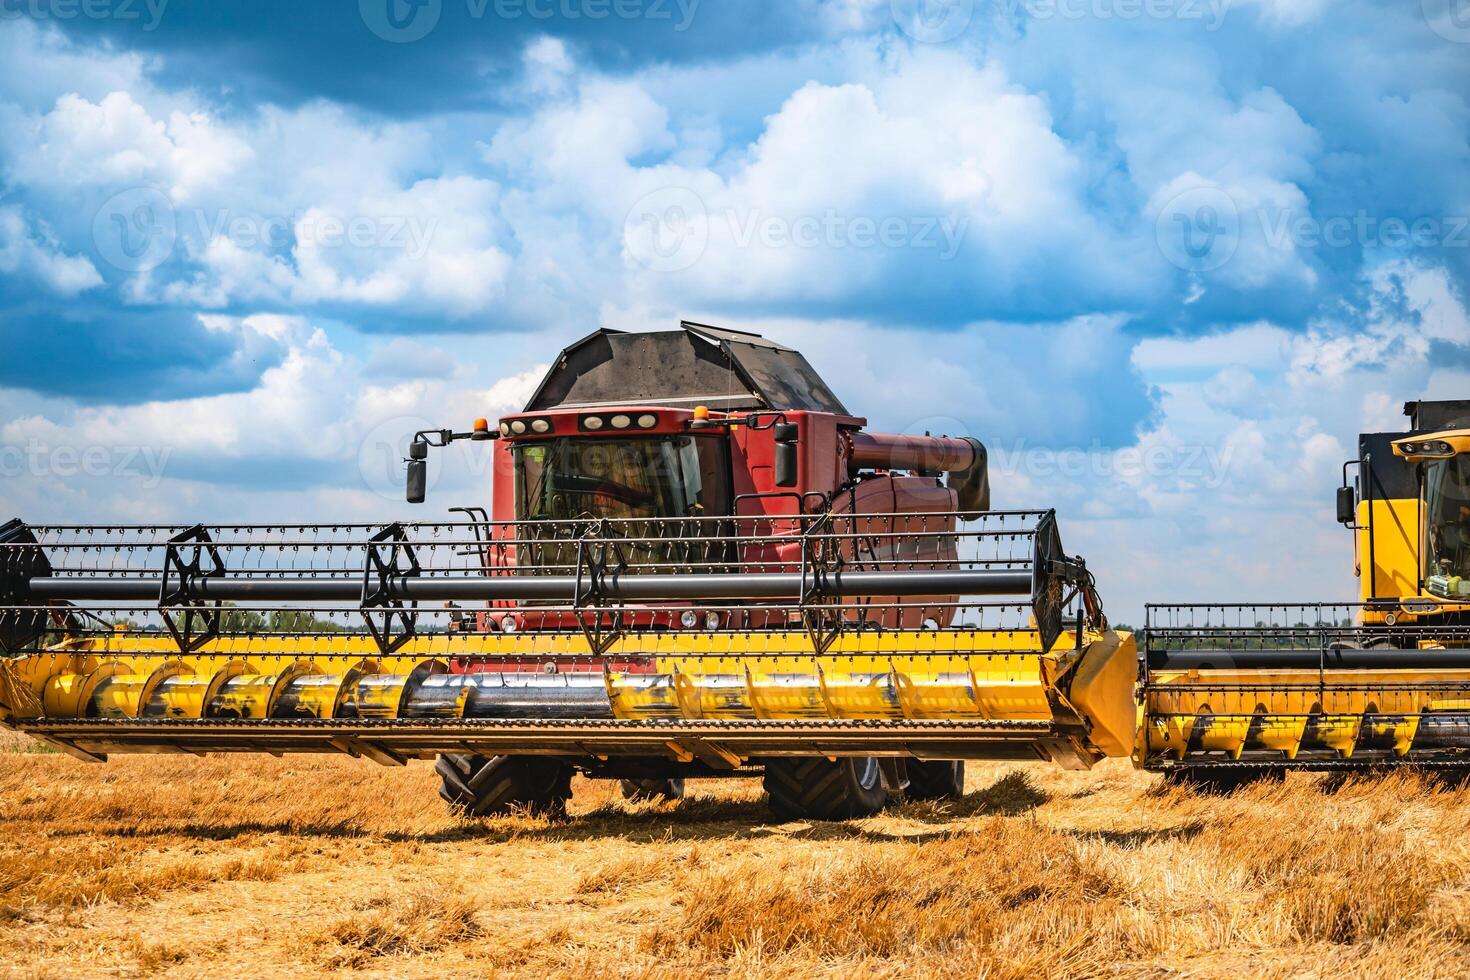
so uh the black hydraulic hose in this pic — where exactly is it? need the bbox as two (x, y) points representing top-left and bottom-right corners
(25, 567), (1033, 604)
(1148, 648), (1470, 670)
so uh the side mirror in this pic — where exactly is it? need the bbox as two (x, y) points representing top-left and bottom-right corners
(406, 440), (428, 504)
(773, 422), (799, 488)
(1335, 484), (1356, 525)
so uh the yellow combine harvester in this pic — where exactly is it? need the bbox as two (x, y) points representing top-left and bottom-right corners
(1140, 399), (1470, 788)
(0, 325), (1465, 815)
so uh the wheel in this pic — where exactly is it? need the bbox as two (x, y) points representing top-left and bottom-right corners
(762, 757), (888, 821)
(1161, 765), (1286, 794)
(436, 754), (574, 816)
(619, 778), (686, 802)
(904, 760), (965, 801)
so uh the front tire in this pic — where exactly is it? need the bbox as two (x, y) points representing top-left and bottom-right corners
(436, 754), (574, 816)
(1161, 765), (1285, 794)
(763, 757), (888, 820)
(904, 760), (965, 801)
(620, 778), (686, 802)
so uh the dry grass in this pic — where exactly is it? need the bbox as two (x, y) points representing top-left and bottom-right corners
(4, 727), (1470, 978)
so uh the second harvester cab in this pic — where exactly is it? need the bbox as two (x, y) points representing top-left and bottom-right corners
(1339, 399), (1470, 632)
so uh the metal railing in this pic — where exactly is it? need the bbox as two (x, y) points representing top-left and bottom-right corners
(1, 510), (1094, 660)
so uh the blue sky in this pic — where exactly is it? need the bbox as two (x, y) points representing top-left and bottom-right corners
(0, 0), (1467, 618)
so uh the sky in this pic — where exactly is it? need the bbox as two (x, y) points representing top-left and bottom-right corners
(0, 0), (1467, 621)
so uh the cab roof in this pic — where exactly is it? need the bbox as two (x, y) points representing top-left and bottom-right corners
(523, 321), (850, 415)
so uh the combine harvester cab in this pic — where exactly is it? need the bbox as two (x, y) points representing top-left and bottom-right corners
(1140, 399), (1470, 787)
(0, 323), (1138, 821)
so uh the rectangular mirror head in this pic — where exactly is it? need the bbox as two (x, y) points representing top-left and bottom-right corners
(774, 442), (798, 487)
(406, 458), (427, 504)
(1336, 484), (1355, 525)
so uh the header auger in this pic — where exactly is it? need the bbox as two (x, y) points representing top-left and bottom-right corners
(0, 511), (1135, 819)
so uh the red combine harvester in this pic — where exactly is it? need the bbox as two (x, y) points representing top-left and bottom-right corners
(2, 322), (1126, 821)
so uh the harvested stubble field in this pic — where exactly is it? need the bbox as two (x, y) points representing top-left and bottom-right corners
(4, 732), (1470, 979)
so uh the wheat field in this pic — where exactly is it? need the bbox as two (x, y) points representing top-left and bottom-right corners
(4, 731), (1470, 979)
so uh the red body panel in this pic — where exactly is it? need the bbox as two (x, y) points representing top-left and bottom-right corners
(452, 406), (966, 672)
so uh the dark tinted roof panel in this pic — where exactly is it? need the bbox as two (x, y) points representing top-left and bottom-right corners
(524, 326), (848, 414)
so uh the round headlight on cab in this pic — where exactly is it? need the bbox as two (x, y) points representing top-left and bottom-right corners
(584, 415), (604, 430)
(637, 413), (658, 429)
(499, 422), (511, 437)
(510, 420), (527, 434)
(679, 609), (699, 629)
(530, 418), (551, 434)
(611, 414), (631, 429)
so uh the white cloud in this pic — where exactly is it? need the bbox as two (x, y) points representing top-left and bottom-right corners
(521, 36), (575, 97)
(14, 92), (251, 200)
(0, 19), (148, 112)
(0, 205), (102, 295)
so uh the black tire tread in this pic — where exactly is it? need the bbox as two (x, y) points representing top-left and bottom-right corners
(619, 778), (686, 802)
(436, 754), (573, 816)
(763, 757), (887, 821)
(905, 760), (965, 801)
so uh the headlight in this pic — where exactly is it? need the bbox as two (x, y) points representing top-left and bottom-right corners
(704, 611), (722, 631)
(499, 422), (511, 437)
(583, 415), (604, 431)
(499, 616), (518, 634)
(679, 609), (699, 629)
(611, 414), (631, 429)
(530, 418), (551, 434)
(510, 420), (527, 434)
(637, 414), (658, 429)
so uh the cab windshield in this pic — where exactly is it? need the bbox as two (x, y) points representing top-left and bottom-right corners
(514, 436), (728, 522)
(1424, 455), (1470, 580)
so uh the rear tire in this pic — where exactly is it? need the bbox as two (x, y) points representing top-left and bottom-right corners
(619, 778), (686, 802)
(763, 757), (888, 820)
(904, 760), (965, 801)
(436, 754), (573, 817)
(1162, 765), (1286, 794)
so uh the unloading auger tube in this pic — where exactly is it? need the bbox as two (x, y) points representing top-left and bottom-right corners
(0, 511), (1138, 777)
(1140, 602), (1470, 779)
